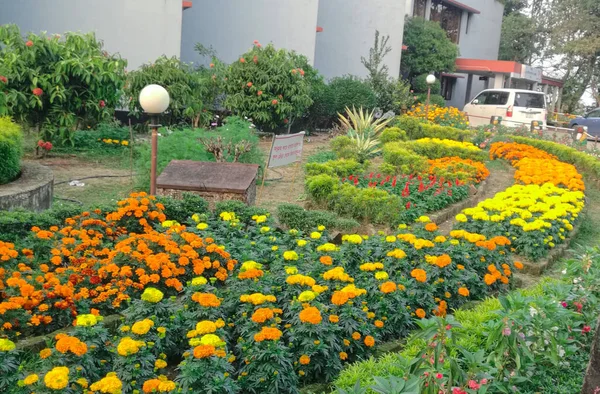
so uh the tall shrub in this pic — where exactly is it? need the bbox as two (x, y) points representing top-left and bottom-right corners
(0, 117), (23, 184)
(223, 42), (313, 131)
(125, 56), (211, 128)
(0, 24), (127, 144)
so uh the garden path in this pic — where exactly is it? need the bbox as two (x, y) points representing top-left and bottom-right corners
(435, 160), (515, 235)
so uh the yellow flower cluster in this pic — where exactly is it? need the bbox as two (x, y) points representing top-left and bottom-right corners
(131, 319), (154, 335)
(89, 373), (123, 394)
(117, 337), (145, 356)
(141, 287), (164, 303)
(100, 138), (129, 146)
(359, 262), (384, 272)
(406, 104), (469, 127)
(286, 274), (316, 287)
(316, 243), (339, 252)
(75, 313), (99, 327)
(44, 366), (70, 390)
(323, 267), (354, 282)
(342, 234), (363, 244)
(416, 138), (480, 152)
(240, 293), (277, 305)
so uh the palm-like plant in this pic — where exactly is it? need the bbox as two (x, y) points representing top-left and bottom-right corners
(338, 106), (394, 162)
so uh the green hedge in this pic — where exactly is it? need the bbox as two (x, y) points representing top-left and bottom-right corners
(156, 193), (210, 224)
(380, 127), (408, 144)
(399, 139), (487, 161)
(510, 135), (600, 180)
(276, 203), (360, 233)
(394, 115), (475, 142)
(0, 117), (23, 184)
(382, 142), (429, 175)
(305, 159), (366, 178)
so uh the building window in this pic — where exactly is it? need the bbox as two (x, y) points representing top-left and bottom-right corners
(441, 76), (456, 101)
(413, 0), (427, 18)
(429, 0), (462, 44)
(466, 13), (472, 34)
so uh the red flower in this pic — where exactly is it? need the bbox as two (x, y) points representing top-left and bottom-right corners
(406, 202), (411, 209)
(292, 69), (298, 75)
(99, 100), (106, 108)
(583, 325), (591, 334)
(271, 99), (278, 105)
(253, 40), (259, 45)
(209, 63), (215, 68)
(43, 142), (53, 151)
(300, 69), (305, 76)
(239, 57), (246, 63)
(37, 140), (44, 147)
(247, 82), (253, 87)
(402, 182), (410, 197)
(90, 275), (101, 284)
(0, 76), (7, 84)
(257, 91), (263, 96)
(32, 87), (43, 96)
(253, 55), (258, 64)
(283, 119), (288, 124)
(25, 40), (33, 47)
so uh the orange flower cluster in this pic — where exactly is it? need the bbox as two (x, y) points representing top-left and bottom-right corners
(0, 193), (237, 336)
(428, 156), (490, 184)
(254, 327), (283, 342)
(514, 157), (585, 191)
(192, 293), (221, 307)
(55, 333), (88, 356)
(490, 142), (556, 164)
(299, 306), (322, 324)
(483, 264), (510, 285)
(193, 344), (216, 359)
(410, 268), (427, 283)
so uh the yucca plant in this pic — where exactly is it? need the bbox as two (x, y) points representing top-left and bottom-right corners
(338, 107), (393, 162)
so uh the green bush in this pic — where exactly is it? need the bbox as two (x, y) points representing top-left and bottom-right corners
(328, 76), (378, 115)
(380, 127), (408, 144)
(331, 135), (359, 161)
(510, 136), (600, 180)
(223, 43), (312, 131)
(393, 115), (424, 138)
(276, 203), (360, 233)
(0, 24), (127, 145)
(125, 56), (211, 127)
(415, 93), (446, 107)
(0, 117), (22, 184)
(156, 193), (209, 224)
(382, 142), (429, 174)
(419, 123), (475, 142)
(412, 74), (442, 95)
(305, 159), (366, 178)
(400, 139), (486, 161)
(329, 183), (402, 225)
(135, 117), (263, 191)
(306, 149), (337, 163)
(305, 174), (339, 203)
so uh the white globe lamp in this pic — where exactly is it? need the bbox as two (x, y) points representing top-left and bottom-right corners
(426, 74), (436, 85)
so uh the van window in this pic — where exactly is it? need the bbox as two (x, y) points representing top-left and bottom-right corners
(514, 93), (545, 108)
(485, 92), (510, 105)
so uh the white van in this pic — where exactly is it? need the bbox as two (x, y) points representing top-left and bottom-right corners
(463, 89), (547, 128)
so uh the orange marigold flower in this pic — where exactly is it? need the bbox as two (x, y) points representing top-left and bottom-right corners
(254, 327), (283, 342)
(484, 274), (496, 285)
(458, 287), (470, 297)
(331, 291), (350, 306)
(457, 264), (465, 270)
(238, 269), (264, 280)
(40, 348), (52, 359)
(514, 261), (524, 270)
(379, 281), (397, 294)
(193, 344), (216, 358)
(435, 254), (451, 268)
(374, 320), (384, 328)
(299, 355), (310, 365)
(410, 268), (427, 283)
(425, 223), (438, 232)
(339, 351), (348, 360)
(251, 308), (274, 324)
(415, 308), (426, 319)
(299, 306), (322, 324)
(364, 335), (375, 347)
(329, 314), (339, 323)
(319, 255), (333, 265)
(192, 292), (221, 307)
(352, 332), (361, 340)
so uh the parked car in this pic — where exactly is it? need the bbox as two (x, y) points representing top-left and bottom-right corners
(569, 108), (600, 138)
(463, 89), (547, 128)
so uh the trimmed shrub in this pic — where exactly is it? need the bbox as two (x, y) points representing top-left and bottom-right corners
(276, 203), (360, 232)
(156, 193), (210, 224)
(331, 135), (359, 161)
(0, 117), (23, 184)
(328, 76), (378, 116)
(399, 138), (487, 161)
(419, 123), (474, 141)
(393, 115), (423, 138)
(329, 183), (402, 224)
(306, 149), (337, 163)
(305, 174), (339, 203)
(305, 159), (366, 178)
(380, 127), (408, 144)
(382, 142), (429, 175)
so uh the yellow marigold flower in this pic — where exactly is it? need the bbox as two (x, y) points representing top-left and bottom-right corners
(285, 266), (298, 275)
(434, 236), (447, 243)
(241, 260), (262, 271)
(310, 232), (322, 239)
(317, 225), (326, 231)
(195, 320), (217, 335)
(76, 377), (88, 388)
(298, 291), (317, 302)
(0, 338), (16, 351)
(23, 374), (39, 386)
(260, 226), (271, 233)
(344, 234), (363, 244)
(312, 284), (328, 293)
(75, 313), (98, 327)
(200, 334), (224, 347)
(385, 235), (397, 243)
(316, 243), (338, 252)
(117, 337), (145, 356)
(297, 239), (308, 247)
(141, 287), (164, 303)
(191, 276), (207, 286)
(220, 211), (235, 221)
(283, 250), (299, 261)
(374, 271), (389, 280)
(387, 249), (407, 259)
(131, 319), (154, 335)
(416, 216), (431, 223)
(90, 373), (123, 394)
(155, 359), (168, 369)
(455, 214), (468, 222)
(196, 222), (208, 230)
(44, 366), (70, 390)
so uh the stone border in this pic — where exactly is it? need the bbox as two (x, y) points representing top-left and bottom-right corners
(0, 161), (54, 212)
(430, 180), (489, 225)
(518, 220), (582, 276)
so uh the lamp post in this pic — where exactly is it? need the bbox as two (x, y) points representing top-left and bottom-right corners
(425, 74), (436, 119)
(139, 84), (170, 195)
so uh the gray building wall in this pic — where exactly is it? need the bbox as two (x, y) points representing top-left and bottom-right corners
(180, 0), (319, 66)
(314, 0), (406, 80)
(0, 0), (183, 70)
(447, 0), (505, 108)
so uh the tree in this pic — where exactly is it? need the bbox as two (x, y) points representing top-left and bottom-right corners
(400, 17), (458, 81)
(499, 13), (539, 63)
(223, 42), (313, 131)
(500, 0), (528, 15)
(361, 30), (392, 84)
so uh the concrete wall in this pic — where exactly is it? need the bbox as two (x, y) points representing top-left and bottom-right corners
(314, 0), (406, 79)
(181, 0), (319, 66)
(0, 0), (183, 70)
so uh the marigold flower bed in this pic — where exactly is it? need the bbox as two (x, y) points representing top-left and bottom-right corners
(455, 142), (585, 261)
(0, 193), (520, 394)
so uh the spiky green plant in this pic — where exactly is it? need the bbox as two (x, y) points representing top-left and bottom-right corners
(337, 107), (393, 162)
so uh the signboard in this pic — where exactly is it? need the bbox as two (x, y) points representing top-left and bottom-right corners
(267, 132), (305, 168)
(521, 65), (542, 83)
